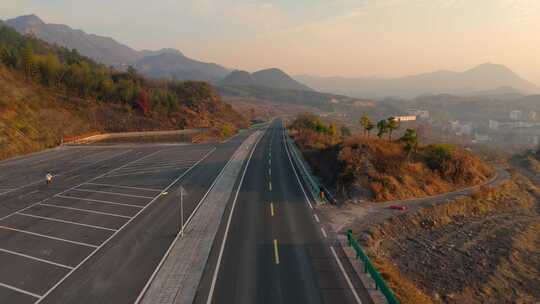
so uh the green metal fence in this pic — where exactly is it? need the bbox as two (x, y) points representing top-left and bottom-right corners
(347, 230), (400, 304)
(284, 132), (327, 205)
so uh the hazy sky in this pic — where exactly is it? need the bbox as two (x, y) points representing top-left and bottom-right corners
(3, 0), (540, 84)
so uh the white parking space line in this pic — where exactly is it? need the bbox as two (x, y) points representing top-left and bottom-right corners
(121, 159), (197, 169)
(38, 203), (132, 219)
(0, 226), (98, 248)
(17, 213), (118, 232)
(84, 183), (163, 192)
(0, 282), (40, 299)
(104, 169), (184, 179)
(112, 164), (190, 174)
(35, 147), (217, 303)
(0, 248), (73, 270)
(56, 195), (144, 209)
(71, 188), (155, 199)
(0, 149), (132, 197)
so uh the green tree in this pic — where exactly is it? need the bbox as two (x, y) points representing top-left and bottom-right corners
(21, 42), (35, 80)
(0, 45), (18, 68)
(400, 128), (419, 158)
(387, 117), (400, 141)
(360, 115), (374, 137)
(37, 53), (61, 86)
(376, 119), (388, 139)
(423, 144), (455, 170)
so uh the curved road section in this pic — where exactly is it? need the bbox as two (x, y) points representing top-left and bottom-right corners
(195, 119), (372, 304)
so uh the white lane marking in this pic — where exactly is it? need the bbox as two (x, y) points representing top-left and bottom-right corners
(0, 247), (73, 270)
(0, 282), (40, 299)
(84, 182), (162, 192)
(0, 225), (98, 248)
(38, 203), (132, 219)
(56, 195), (144, 209)
(282, 126), (313, 209)
(269, 181), (272, 191)
(269, 168), (271, 176)
(134, 144), (243, 303)
(330, 246), (362, 304)
(0, 149), (132, 197)
(314, 214), (320, 223)
(71, 188), (154, 199)
(35, 147), (217, 304)
(320, 227), (328, 238)
(0, 150), (162, 223)
(205, 131), (266, 304)
(17, 213), (118, 232)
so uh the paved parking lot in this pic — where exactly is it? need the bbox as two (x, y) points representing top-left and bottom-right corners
(0, 145), (215, 303)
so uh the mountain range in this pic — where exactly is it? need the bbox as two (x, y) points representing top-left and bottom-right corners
(296, 63), (540, 99)
(5, 15), (230, 82)
(6, 14), (540, 100)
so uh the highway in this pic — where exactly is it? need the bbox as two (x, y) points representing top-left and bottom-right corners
(196, 119), (372, 304)
(0, 131), (254, 304)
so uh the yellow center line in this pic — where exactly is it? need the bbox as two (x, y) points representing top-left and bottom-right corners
(270, 202), (275, 216)
(273, 239), (280, 265)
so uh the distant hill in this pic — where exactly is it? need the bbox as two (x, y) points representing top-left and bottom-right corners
(133, 52), (230, 82)
(297, 63), (540, 99)
(6, 14), (230, 82)
(221, 68), (314, 91)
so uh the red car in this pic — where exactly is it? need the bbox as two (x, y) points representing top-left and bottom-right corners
(388, 205), (407, 211)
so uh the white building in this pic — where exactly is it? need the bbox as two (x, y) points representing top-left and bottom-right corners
(510, 110), (523, 120)
(394, 115), (417, 122)
(406, 109), (430, 119)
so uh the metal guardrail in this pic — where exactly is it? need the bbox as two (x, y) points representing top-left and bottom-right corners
(347, 230), (400, 304)
(284, 131), (327, 205)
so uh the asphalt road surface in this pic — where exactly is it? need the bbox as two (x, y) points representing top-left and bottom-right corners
(195, 119), (372, 304)
(0, 130), (254, 304)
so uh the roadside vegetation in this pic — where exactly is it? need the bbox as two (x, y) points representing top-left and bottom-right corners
(288, 114), (493, 202)
(0, 23), (247, 160)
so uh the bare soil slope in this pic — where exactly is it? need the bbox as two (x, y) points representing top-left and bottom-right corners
(357, 174), (540, 304)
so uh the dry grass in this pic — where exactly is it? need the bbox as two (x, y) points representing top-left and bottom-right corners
(358, 174), (540, 304)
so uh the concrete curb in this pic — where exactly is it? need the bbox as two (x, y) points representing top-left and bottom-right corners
(138, 130), (263, 304)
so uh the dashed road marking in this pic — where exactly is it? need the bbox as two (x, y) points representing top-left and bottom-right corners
(273, 239), (280, 265)
(270, 203), (275, 217)
(314, 214), (320, 223)
(320, 227), (328, 238)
